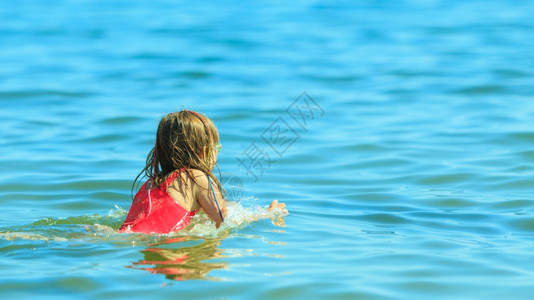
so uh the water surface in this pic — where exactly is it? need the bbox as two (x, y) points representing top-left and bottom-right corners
(1, 0), (534, 299)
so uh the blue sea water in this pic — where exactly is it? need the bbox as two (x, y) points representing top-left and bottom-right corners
(2, 0), (534, 299)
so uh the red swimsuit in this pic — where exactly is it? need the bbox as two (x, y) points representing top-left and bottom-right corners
(119, 171), (197, 234)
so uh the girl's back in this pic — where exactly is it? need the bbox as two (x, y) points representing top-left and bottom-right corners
(118, 170), (200, 234)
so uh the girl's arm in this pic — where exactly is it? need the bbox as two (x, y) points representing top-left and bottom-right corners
(192, 170), (226, 228)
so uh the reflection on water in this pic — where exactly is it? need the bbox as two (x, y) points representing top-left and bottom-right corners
(127, 202), (288, 281)
(129, 236), (227, 281)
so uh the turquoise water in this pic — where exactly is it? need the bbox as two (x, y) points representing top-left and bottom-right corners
(2, 0), (534, 299)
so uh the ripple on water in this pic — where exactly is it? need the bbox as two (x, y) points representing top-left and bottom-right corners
(358, 213), (410, 225)
(489, 177), (534, 191)
(516, 150), (534, 162)
(260, 281), (393, 300)
(508, 132), (534, 143)
(348, 158), (415, 170)
(490, 131), (534, 147)
(451, 85), (509, 95)
(0, 179), (132, 194)
(77, 134), (131, 144)
(99, 116), (145, 126)
(0, 90), (95, 99)
(505, 216), (534, 233)
(177, 70), (212, 79)
(426, 198), (476, 210)
(490, 199), (534, 212)
(414, 173), (479, 186)
(346, 192), (407, 203)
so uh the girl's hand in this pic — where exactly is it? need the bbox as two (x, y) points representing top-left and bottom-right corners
(268, 200), (288, 214)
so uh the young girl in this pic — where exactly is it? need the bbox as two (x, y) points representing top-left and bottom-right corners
(119, 110), (285, 234)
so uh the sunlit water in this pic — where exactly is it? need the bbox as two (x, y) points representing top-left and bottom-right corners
(2, 0), (534, 299)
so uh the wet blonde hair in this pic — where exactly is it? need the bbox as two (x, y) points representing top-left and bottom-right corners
(133, 110), (223, 197)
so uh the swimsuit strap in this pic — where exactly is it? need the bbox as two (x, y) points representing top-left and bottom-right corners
(207, 175), (224, 222)
(164, 171), (179, 186)
(163, 168), (187, 188)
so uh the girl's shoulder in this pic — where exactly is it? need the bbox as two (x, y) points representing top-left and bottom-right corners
(180, 168), (210, 189)
(186, 168), (207, 176)
(181, 168), (207, 179)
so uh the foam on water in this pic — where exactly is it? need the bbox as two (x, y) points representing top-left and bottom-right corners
(0, 201), (288, 243)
